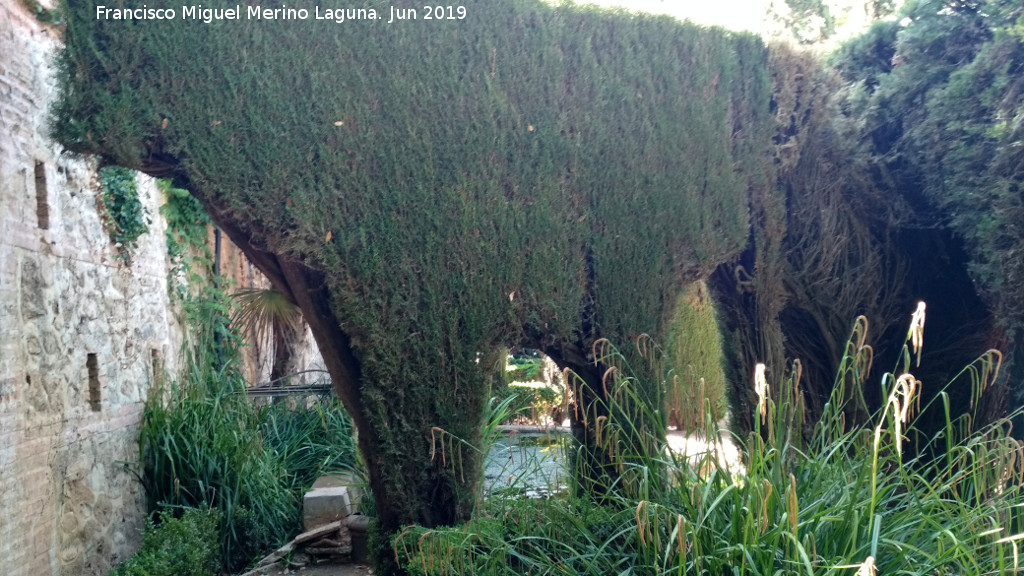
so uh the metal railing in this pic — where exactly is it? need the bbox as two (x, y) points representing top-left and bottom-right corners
(245, 369), (334, 398)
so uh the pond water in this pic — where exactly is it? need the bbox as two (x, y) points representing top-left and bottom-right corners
(481, 428), (742, 496)
(483, 432), (569, 496)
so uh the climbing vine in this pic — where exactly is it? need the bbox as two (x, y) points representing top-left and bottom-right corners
(98, 166), (150, 264)
(156, 179), (241, 368)
(159, 179), (212, 299)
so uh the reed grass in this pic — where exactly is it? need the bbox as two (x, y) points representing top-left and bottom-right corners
(395, 304), (1024, 575)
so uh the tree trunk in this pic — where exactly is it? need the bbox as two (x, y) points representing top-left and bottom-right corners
(189, 209), (486, 575)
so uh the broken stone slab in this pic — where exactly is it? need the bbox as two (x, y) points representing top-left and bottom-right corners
(303, 474), (366, 530)
(294, 520), (344, 545)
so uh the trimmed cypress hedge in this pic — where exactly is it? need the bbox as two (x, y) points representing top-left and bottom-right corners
(52, 0), (773, 569)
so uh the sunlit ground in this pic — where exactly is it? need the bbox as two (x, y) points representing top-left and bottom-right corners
(666, 428), (744, 475)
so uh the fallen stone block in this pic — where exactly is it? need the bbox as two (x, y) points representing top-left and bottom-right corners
(303, 474), (365, 530)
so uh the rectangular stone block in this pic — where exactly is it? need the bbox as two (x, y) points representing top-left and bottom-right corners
(302, 474), (365, 531)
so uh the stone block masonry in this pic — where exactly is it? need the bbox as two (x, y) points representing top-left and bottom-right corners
(0, 2), (183, 574)
(0, 2), (330, 573)
(303, 473), (366, 531)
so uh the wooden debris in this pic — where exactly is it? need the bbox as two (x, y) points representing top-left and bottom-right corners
(254, 541), (294, 568)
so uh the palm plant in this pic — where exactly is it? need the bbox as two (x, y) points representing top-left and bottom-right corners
(231, 288), (305, 385)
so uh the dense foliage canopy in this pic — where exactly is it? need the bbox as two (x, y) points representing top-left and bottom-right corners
(830, 0), (1024, 415)
(708, 0), (1024, 438)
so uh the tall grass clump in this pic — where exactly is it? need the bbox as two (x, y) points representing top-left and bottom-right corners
(395, 303), (1024, 575)
(140, 338), (293, 571)
(564, 334), (673, 502)
(137, 291), (357, 572)
(258, 394), (359, 495)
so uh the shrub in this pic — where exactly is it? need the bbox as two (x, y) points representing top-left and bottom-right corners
(494, 351), (565, 426)
(258, 396), (359, 495)
(492, 384), (562, 427)
(141, 378), (359, 572)
(111, 508), (220, 576)
(665, 282), (728, 428)
(140, 359), (294, 573)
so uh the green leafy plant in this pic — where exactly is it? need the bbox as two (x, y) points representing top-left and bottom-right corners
(665, 282), (728, 429)
(505, 353), (543, 383)
(140, 349), (292, 572)
(258, 395), (359, 494)
(98, 166), (150, 263)
(231, 288), (305, 383)
(110, 507), (220, 576)
(492, 385), (562, 426)
(158, 179), (211, 298)
(494, 351), (566, 426)
(825, 0), (1024, 417)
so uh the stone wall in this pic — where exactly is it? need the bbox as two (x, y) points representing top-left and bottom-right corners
(0, 5), (330, 574)
(0, 3), (178, 575)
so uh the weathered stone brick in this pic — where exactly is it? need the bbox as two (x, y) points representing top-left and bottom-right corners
(0, 2), (182, 574)
(0, 4), (325, 575)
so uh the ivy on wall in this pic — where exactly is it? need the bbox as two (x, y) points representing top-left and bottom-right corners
(158, 179), (211, 299)
(98, 166), (150, 264)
